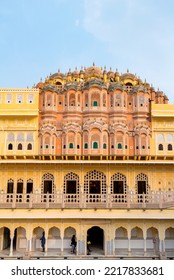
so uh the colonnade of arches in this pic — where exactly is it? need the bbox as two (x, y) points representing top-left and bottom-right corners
(0, 224), (174, 257)
(39, 129), (151, 156)
(6, 171), (150, 197)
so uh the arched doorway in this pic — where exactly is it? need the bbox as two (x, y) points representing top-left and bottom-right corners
(87, 226), (104, 254)
(3, 227), (10, 250)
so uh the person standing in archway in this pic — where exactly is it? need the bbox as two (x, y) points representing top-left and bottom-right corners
(71, 234), (77, 254)
(40, 231), (46, 252)
(87, 234), (91, 255)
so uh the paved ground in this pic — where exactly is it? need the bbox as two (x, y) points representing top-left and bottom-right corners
(0, 247), (174, 260)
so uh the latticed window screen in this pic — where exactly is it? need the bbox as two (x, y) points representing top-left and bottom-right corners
(63, 172), (80, 194)
(110, 173), (127, 194)
(135, 173), (149, 194)
(84, 170), (106, 194)
(17, 133), (24, 142)
(7, 133), (15, 142)
(28, 94), (34, 103)
(41, 173), (55, 194)
(6, 94), (12, 103)
(139, 95), (144, 106)
(27, 133), (34, 141)
(17, 94), (23, 103)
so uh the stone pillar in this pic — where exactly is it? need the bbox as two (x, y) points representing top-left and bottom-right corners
(44, 230), (48, 256)
(29, 239), (32, 253)
(60, 231), (64, 256)
(9, 230), (14, 257)
(128, 229), (131, 256)
(143, 230), (147, 256)
(159, 230), (165, 254)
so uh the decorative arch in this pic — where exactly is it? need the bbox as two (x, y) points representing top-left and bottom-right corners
(13, 226), (27, 251)
(41, 173), (55, 194)
(146, 227), (159, 238)
(63, 172), (80, 194)
(84, 170), (106, 194)
(115, 227), (128, 238)
(131, 227), (143, 238)
(48, 226), (61, 238)
(91, 92), (100, 107)
(165, 227), (174, 238)
(110, 173), (127, 194)
(64, 226), (76, 238)
(69, 93), (75, 106)
(135, 173), (150, 195)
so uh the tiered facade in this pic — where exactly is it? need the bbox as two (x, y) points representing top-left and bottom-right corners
(0, 65), (174, 259)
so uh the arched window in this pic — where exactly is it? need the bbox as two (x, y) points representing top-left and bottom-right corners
(158, 144), (163, 151)
(8, 143), (13, 150)
(27, 143), (32, 150)
(118, 143), (122, 149)
(18, 143), (22, 150)
(84, 143), (88, 149)
(93, 142), (98, 149)
(93, 101), (98, 106)
(103, 143), (107, 149)
(157, 134), (164, 142)
(69, 143), (73, 149)
(168, 144), (173, 151)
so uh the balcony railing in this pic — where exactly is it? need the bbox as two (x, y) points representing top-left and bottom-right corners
(0, 192), (174, 209)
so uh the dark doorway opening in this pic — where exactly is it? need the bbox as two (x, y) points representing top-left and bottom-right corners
(17, 182), (23, 193)
(7, 182), (13, 193)
(87, 226), (104, 254)
(3, 227), (10, 250)
(27, 182), (33, 194)
(17, 182), (23, 202)
(44, 180), (53, 202)
(7, 182), (13, 202)
(138, 181), (147, 202)
(89, 181), (101, 194)
(26, 182), (33, 202)
(13, 229), (17, 250)
(44, 180), (52, 193)
(113, 181), (124, 194)
(138, 181), (146, 194)
(66, 180), (76, 194)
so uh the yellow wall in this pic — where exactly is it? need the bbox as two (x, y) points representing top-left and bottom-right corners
(151, 102), (174, 156)
(0, 88), (39, 155)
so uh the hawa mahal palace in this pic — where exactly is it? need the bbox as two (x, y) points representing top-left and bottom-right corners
(0, 64), (174, 259)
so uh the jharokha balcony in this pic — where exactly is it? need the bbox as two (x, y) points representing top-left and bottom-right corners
(0, 191), (174, 210)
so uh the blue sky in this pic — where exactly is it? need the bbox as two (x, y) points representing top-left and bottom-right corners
(0, 0), (174, 103)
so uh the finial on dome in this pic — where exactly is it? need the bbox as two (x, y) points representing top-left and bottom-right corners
(40, 77), (42, 82)
(127, 69), (129, 73)
(104, 66), (106, 70)
(81, 66), (83, 70)
(69, 68), (71, 72)
(50, 72), (52, 76)
(75, 66), (77, 71)
(110, 67), (112, 71)
(93, 62), (95, 66)
(58, 69), (60, 73)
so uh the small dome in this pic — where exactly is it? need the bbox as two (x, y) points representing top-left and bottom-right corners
(85, 65), (103, 79)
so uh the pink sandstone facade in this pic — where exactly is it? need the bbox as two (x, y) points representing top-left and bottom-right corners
(37, 65), (168, 158)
